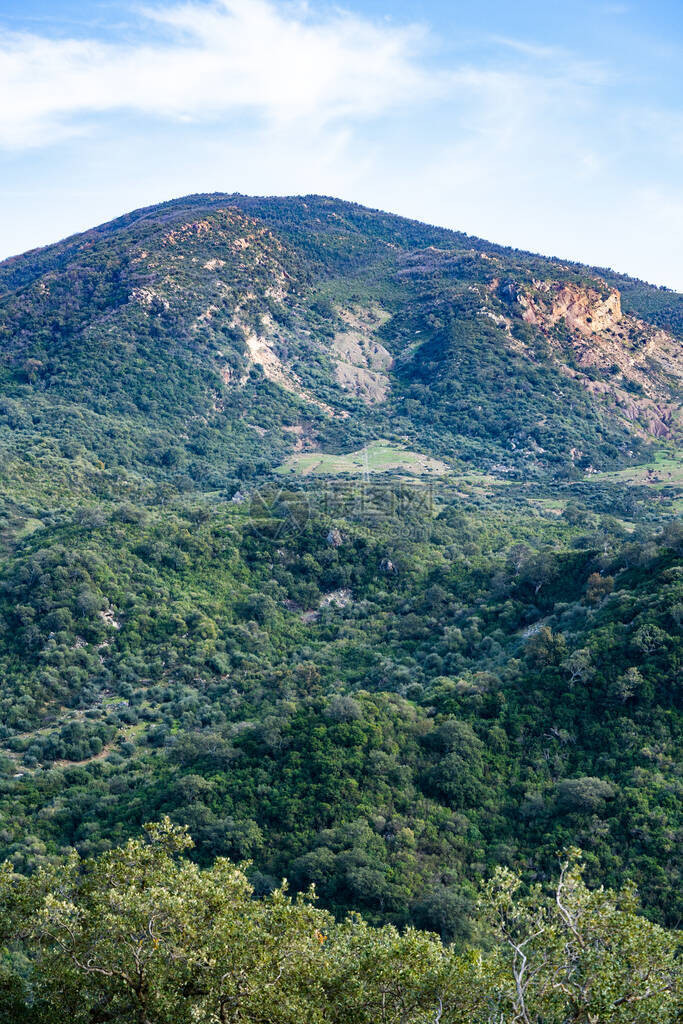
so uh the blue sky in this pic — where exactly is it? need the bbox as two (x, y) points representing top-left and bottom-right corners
(1, 1), (682, 287)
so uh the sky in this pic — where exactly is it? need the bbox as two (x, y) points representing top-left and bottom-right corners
(1, 1), (682, 288)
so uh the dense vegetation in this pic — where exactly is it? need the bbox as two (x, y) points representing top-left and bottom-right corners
(1, 478), (680, 940)
(0, 195), (680, 1017)
(1, 819), (679, 1023)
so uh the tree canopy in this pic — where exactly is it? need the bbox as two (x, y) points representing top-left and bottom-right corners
(1, 820), (679, 1024)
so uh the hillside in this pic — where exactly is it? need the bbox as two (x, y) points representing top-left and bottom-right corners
(0, 194), (680, 518)
(0, 195), (680, 945)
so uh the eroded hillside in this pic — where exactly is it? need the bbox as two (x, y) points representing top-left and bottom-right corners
(1, 194), (680, 499)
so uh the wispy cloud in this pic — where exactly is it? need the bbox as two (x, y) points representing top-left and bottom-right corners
(599, 4), (631, 15)
(0, 0), (443, 148)
(0, 1), (680, 287)
(489, 35), (611, 86)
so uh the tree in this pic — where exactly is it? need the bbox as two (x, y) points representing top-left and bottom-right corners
(481, 850), (681, 1024)
(0, 819), (326, 1024)
(1, 826), (680, 1024)
(0, 819), (496, 1024)
(526, 626), (568, 668)
(585, 573), (614, 605)
(556, 777), (616, 814)
(562, 648), (594, 687)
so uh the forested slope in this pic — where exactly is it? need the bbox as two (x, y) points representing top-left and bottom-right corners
(0, 196), (680, 964)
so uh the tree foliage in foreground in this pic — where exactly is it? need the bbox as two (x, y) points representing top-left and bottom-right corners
(1, 820), (679, 1024)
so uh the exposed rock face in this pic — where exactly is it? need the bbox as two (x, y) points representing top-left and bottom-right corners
(130, 286), (170, 311)
(282, 424), (319, 453)
(326, 528), (343, 548)
(300, 588), (352, 624)
(518, 282), (622, 335)
(319, 588), (351, 608)
(232, 315), (337, 417)
(332, 305), (393, 405)
(501, 279), (682, 440)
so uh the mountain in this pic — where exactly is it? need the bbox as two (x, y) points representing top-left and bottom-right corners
(0, 196), (680, 941)
(1, 194), (681, 511)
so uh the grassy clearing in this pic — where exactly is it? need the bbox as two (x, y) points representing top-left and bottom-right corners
(275, 440), (451, 477)
(589, 450), (683, 488)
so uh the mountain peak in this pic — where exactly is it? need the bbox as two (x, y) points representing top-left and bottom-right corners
(0, 195), (680, 488)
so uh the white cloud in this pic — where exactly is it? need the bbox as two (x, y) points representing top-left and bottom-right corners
(0, 2), (680, 287)
(0, 0), (442, 148)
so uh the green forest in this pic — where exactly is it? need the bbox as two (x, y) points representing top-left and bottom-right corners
(2, 820), (679, 1023)
(0, 195), (680, 1020)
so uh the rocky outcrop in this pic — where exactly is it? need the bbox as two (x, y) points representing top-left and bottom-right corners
(507, 280), (622, 335)
(500, 279), (682, 440)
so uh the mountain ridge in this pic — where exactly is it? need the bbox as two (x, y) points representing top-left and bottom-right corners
(0, 193), (680, 497)
(5, 191), (682, 300)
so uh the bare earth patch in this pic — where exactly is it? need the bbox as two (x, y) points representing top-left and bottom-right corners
(332, 305), (393, 404)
